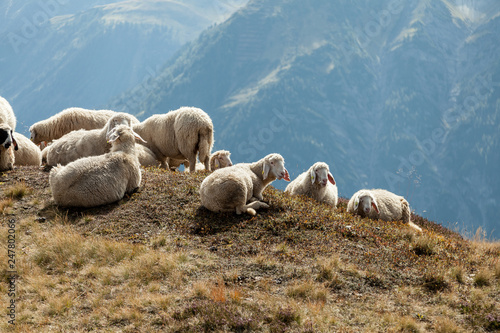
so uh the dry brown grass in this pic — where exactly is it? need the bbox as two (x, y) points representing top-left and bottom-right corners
(0, 166), (498, 332)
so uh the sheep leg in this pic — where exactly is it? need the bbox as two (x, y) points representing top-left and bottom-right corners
(188, 155), (197, 173)
(236, 201), (269, 216)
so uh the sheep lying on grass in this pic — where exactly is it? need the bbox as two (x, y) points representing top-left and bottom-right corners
(347, 189), (422, 232)
(0, 96), (18, 171)
(13, 132), (42, 166)
(169, 150), (233, 172)
(200, 153), (290, 216)
(133, 107), (213, 172)
(30, 107), (138, 145)
(45, 113), (139, 166)
(49, 125), (144, 208)
(285, 162), (338, 207)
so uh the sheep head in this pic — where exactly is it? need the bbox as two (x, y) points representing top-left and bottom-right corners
(212, 150), (233, 170)
(354, 190), (379, 216)
(262, 153), (290, 181)
(310, 162), (335, 187)
(0, 124), (18, 151)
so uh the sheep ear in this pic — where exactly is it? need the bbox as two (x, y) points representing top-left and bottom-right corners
(214, 159), (220, 169)
(353, 193), (360, 211)
(310, 168), (316, 184)
(328, 172), (336, 185)
(262, 163), (270, 180)
(132, 129), (147, 143)
(107, 131), (119, 143)
(371, 196), (379, 214)
(284, 168), (290, 181)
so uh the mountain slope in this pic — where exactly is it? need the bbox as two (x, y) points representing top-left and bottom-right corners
(1, 166), (499, 331)
(110, 0), (500, 239)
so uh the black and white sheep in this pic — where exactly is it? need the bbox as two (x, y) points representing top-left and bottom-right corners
(347, 189), (422, 232)
(49, 125), (144, 207)
(200, 153), (290, 215)
(133, 106), (213, 172)
(285, 162), (338, 207)
(0, 96), (18, 171)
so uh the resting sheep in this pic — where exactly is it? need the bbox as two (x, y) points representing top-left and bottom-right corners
(347, 189), (422, 232)
(136, 145), (160, 167)
(0, 97), (18, 171)
(49, 125), (144, 208)
(45, 113), (139, 166)
(285, 162), (338, 207)
(29, 107), (134, 145)
(169, 150), (233, 172)
(200, 153), (290, 215)
(13, 132), (42, 166)
(133, 106), (213, 172)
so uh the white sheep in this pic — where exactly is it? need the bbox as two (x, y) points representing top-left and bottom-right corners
(200, 153), (290, 215)
(136, 145), (160, 167)
(285, 162), (338, 207)
(133, 106), (213, 172)
(49, 125), (144, 207)
(169, 150), (233, 172)
(13, 132), (42, 166)
(0, 97), (18, 171)
(45, 113), (139, 166)
(29, 107), (133, 145)
(347, 189), (422, 232)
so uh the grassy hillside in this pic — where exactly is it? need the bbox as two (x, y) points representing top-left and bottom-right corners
(1, 166), (499, 332)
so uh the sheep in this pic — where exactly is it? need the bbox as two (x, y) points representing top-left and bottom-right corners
(45, 112), (139, 166)
(29, 107), (136, 145)
(0, 97), (18, 171)
(200, 153), (290, 216)
(285, 162), (338, 207)
(49, 125), (144, 208)
(136, 145), (160, 167)
(168, 150), (233, 172)
(347, 189), (422, 232)
(13, 132), (42, 166)
(133, 106), (214, 172)
(0, 96), (16, 130)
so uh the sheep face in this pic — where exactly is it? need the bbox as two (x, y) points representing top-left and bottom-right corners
(355, 193), (379, 216)
(105, 115), (135, 141)
(262, 154), (290, 181)
(0, 125), (17, 151)
(214, 151), (232, 169)
(310, 164), (335, 187)
(108, 125), (146, 146)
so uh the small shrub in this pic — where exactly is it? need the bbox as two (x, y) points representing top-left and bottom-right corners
(473, 271), (490, 287)
(413, 236), (435, 256)
(422, 273), (448, 292)
(4, 182), (32, 200)
(450, 267), (464, 284)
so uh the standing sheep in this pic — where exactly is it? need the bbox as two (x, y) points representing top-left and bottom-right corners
(285, 162), (338, 207)
(0, 97), (18, 171)
(29, 107), (136, 145)
(13, 132), (42, 166)
(347, 189), (422, 232)
(200, 153), (290, 216)
(45, 113), (139, 166)
(49, 125), (144, 208)
(133, 106), (213, 172)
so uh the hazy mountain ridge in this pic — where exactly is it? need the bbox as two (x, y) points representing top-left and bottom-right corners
(0, 0), (247, 132)
(110, 0), (500, 238)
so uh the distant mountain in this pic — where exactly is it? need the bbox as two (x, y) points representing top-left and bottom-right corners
(110, 0), (500, 238)
(0, 0), (247, 132)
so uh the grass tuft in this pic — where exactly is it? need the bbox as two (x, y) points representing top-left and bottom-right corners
(4, 181), (32, 199)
